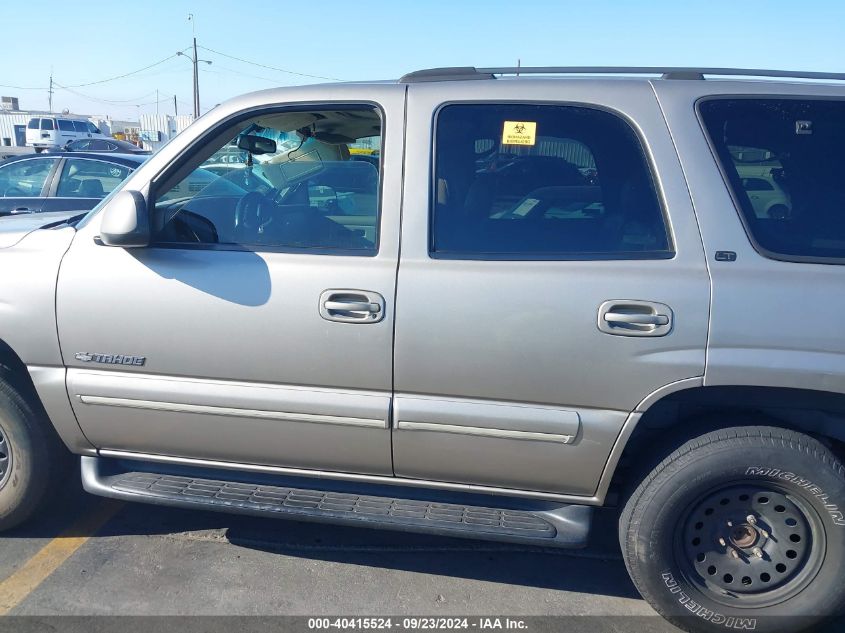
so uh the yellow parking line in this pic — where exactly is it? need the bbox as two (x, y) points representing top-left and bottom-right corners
(0, 500), (123, 615)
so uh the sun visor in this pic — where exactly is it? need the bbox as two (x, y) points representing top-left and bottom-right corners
(259, 138), (345, 189)
(253, 113), (320, 132)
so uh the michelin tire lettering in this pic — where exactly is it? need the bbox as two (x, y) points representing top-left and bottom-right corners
(662, 572), (757, 630)
(746, 467), (845, 526)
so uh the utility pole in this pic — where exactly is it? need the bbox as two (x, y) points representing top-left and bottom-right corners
(192, 36), (200, 117)
(48, 71), (53, 112)
(178, 15), (211, 119)
(173, 94), (178, 117)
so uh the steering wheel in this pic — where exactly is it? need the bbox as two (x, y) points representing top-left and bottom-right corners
(234, 191), (274, 242)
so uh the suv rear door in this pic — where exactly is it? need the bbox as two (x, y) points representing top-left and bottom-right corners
(392, 79), (710, 496)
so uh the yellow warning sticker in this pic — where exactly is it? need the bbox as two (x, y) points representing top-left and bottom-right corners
(502, 121), (537, 146)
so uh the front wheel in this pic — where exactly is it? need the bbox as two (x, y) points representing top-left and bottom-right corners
(621, 426), (845, 633)
(0, 378), (69, 531)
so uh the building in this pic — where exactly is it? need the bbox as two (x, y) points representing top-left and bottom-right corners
(0, 95), (193, 151)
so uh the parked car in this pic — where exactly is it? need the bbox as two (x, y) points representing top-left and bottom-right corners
(0, 152), (144, 216)
(25, 116), (109, 153)
(1, 66), (845, 633)
(61, 138), (151, 155)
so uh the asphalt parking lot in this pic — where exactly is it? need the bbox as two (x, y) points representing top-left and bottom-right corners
(0, 473), (676, 628)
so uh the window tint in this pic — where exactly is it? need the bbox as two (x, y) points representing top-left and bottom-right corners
(151, 106), (382, 253)
(58, 119), (75, 132)
(89, 140), (108, 150)
(56, 159), (132, 198)
(431, 104), (670, 259)
(0, 158), (57, 197)
(72, 120), (88, 133)
(27, 119), (39, 130)
(700, 99), (845, 261)
(70, 139), (91, 151)
(40, 118), (55, 131)
(86, 122), (100, 134)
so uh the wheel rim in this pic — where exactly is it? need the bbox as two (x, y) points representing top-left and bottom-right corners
(0, 423), (11, 489)
(676, 483), (826, 609)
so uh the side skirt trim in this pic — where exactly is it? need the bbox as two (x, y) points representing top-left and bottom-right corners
(396, 420), (574, 444)
(78, 395), (387, 429)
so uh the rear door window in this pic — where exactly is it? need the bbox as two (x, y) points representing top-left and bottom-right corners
(41, 119), (55, 131)
(56, 159), (132, 198)
(431, 103), (670, 259)
(73, 121), (88, 133)
(699, 98), (845, 262)
(27, 119), (39, 130)
(58, 120), (75, 132)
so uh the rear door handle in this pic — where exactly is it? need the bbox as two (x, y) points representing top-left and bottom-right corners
(320, 289), (385, 324)
(597, 300), (673, 337)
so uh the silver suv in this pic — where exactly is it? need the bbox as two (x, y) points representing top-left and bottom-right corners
(1, 67), (844, 632)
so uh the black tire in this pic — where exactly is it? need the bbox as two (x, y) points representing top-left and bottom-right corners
(33, 147), (44, 154)
(0, 378), (69, 531)
(620, 426), (845, 633)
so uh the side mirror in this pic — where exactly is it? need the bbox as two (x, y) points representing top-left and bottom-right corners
(237, 134), (276, 155)
(99, 190), (150, 247)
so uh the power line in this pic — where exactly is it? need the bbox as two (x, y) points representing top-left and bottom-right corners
(197, 45), (343, 81)
(0, 82), (44, 90)
(62, 51), (189, 88)
(201, 64), (289, 85)
(54, 83), (157, 105)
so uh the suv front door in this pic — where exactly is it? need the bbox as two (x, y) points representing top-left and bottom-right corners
(393, 81), (710, 496)
(57, 86), (404, 476)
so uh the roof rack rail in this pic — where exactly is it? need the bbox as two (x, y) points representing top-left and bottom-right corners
(400, 66), (845, 83)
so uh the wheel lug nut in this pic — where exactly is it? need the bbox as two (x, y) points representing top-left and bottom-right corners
(730, 548), (740, 559)
(752, 547), (764, 559)
(747, 514), (757, 525)
(718, 537), (727, 547)
(727, 520), (733, 527)
(759, 529), (769, 539)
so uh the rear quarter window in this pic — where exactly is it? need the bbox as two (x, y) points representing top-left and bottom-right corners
(699, 98), (845, 262)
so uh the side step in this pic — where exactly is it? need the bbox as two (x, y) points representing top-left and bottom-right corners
(81, 456), (592, 548)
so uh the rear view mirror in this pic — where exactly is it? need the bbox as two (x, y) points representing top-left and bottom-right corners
(99, 190), (150, 248)
(237, 134), (277, 155)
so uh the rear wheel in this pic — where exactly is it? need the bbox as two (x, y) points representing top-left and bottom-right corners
(621, 426), (845, 633)
(0, 378), (69, 531)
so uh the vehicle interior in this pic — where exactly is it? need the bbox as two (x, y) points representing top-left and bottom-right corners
(432, 104), (670, 256)
(152, 107), (382, 251)
(701, 99), (845, 259)
(57, 160), (132, 198)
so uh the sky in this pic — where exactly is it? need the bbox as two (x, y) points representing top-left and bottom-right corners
(2, 0), (844, 120)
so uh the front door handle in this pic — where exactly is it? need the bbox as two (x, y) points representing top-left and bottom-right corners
(603, 312), (669, 326)
(320, 289), (385, 324)
(323, 300), (381, 313)
(597, 300), (673, 337)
